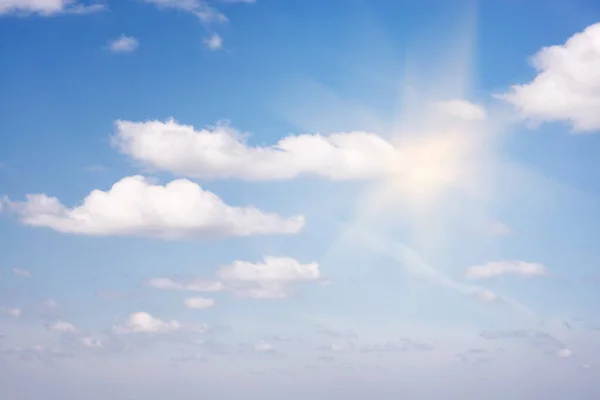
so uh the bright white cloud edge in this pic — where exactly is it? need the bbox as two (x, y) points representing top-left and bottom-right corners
(2, 175), (304, 239)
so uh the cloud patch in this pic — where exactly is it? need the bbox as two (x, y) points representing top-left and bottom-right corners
(0, 0), (105, 16)
(112, 312), (181, 334)
(500, 22), (600, 132)
(2, 175), (304, 239)
(108, 35), (139, 53)
(112, 119), (398, 181)
(465, 260), (548, 279)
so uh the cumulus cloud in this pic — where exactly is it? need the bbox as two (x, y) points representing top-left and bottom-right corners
(12, 268), (32, 278)
(146, 256), (321, 299)
(203, 33), (223, 50)
(434, 100), (487, 121)
(500, 22), (600, 132)
(108, 35), (139, 53)
(2, 175), (304, 239)
(465, 260), (548, 279)
(0, 0), (105, 16)
(46, 321), (77, 333)
(111, 119), (398, 181)
(112, 312), (181, 334)
(184, 297), (215, 309)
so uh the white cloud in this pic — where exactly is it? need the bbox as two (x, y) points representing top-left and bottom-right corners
(216, 256), (320, 299)
(81, 336), (103, 348)
(113, 312), (181, 334)
(184, 297), (215, 309)
(485, 221), (511, 236)
(112, 119), (398, 181)
(203, 33), (223, 50)
(557, 348), (573, 359)
(0, 0), (105, 16)
(12, 268), (32, 278)
(146, 257), (321, 299)
(145, 278), (223, 292)
(3, 307), (21, 317)
(254, 341), (274, 353)
(500, 22), (600, 132)
(434, 100), (487, 121)
(471, 289), (498, 303)
(141, 0), (227, 23)
(46, 320), (76, 333)
(2, 175), (304, 239)
(108, 35), (139, 53)
(465, 260), (547, 279)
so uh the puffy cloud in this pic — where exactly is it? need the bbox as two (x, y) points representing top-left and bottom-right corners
(108, 35), (139, 53)
(3, 175), (304, 239)
(557, 348), (573, 359)
(46, 321), (76, 333)
(184, 297), (215, 309)
(204, 33), (223, 50)
(434, 100), (487, 121)
(146, 256), (321, 299)
(112, 312), (181, 334)
(111, 119), (398, 181)
(465, 260), (547, 279)
(12, 268), (32, 278)
(254, 341), (274, 353)
(0, 0), (105, 16)
(500, 23), (600, 132)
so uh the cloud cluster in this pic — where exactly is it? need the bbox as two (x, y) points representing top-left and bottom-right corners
(112, 312), (181, 334)
(112, 119), (399, 181)
(3, 175), (304, 239)
(0, 0), (105, 16)
(501, 22), (600, 132)
(145, 256), (321, 299)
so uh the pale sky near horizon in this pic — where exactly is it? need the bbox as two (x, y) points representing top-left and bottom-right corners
(1, 1), (600, 399)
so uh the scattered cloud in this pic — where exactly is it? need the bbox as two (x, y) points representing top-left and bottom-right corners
(434, 100), (487, 121)
(480, 329), (567, 355)
(108, 35), (139, 53)
(2, 307), (21, 317)
(46, 321), (77, 333)
(111, 119), (398, 181)
(146, 257), (321, 299)
(2, 175), (304, 239)
(184, 297), (215, 309)
(3, 346), (73, 362)
(203, 33), (223, 50)
(465, 260), (548, 279)
(500, 22), (600, 132)
(0, 0), (106, 16)
(360, 339), (433, 353)
(12, 268), (32, 278)
(254, 341), (274, 353)
(141, 0), (227, 24)
(145, 278), (224, 292)
(557, 348), (573, 359)
(112, 312), (181, 334)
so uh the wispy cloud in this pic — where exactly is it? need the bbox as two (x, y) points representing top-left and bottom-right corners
(0, 0), (106, 17)
(465, 261), (548, 280)
(203, 33), (223, 50)
(12, 268), (32, 278)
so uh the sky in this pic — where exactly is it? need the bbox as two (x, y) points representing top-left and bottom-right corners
(1, 0), (600, 399)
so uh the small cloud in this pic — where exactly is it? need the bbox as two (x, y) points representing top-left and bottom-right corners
(108, 35), (139, 53)
(254, 341), (274, 353)
(46, 321), (77, 333)
(85, 164), (106, 173)
(434, 99), (487, 121)
(485, 221), (511, 236)
(4, 307), (21, 317)
(465, 260), (548, 280)
(12, 268), (32, 278)
(184, 297), (215, 309)
(557, 348), (573, 359)
(81, 336), (103, 348)
(203, 33), (223, 50)
(112, 312), (181, 335)
(472, 289), (499, 303)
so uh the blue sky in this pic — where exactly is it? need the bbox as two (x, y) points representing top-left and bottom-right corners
(2, 0), (600, 399)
